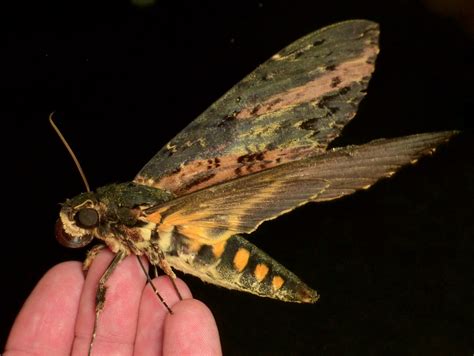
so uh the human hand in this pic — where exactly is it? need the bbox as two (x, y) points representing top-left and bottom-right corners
(4, 249), (222, 355)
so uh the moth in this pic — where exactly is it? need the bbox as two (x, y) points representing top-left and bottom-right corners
(55, 19), (456, 352)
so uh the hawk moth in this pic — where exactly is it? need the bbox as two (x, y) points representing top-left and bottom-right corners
(55, 19), (457, 353)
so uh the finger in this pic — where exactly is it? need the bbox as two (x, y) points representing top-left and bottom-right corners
(72, 249), (147, 356)
(4, 261), (84, 356)
(163, 299), (222, 356)
(134, 276), (192, 355)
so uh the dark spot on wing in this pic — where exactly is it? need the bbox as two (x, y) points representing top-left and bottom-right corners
(331, 76), (341, 88)
(325, 64), (337, 71)
(317, 93), (337, 109)
(195, 244), (216, 265)
(176, 173), (216, 195)
(171, 166), (181, 174)
(318, 92), (341, 114)
(313, 39), (325, 46)
(237, 152), (266, 164)
(167, 229), (182, 257)
(266, 97), (283, 111)
(294, 51), (304, 59)
(338, 86), (351, 95)
(250, 105), (261, 115)
(300, 118), (319, 131)
(218, 111), (240, 127)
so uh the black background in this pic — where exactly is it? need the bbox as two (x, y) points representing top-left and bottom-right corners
(6, 0), (474, 354)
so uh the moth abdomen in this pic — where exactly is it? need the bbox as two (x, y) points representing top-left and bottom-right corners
(166, 232), (318, 303)
(218, 235), (318, 303)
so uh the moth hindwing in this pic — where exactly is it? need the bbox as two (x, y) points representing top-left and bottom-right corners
(55, 19), (457, 354)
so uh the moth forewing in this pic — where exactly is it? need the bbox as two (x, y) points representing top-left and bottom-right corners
(134, 19), (380, 196)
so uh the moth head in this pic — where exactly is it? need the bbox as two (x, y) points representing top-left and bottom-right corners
(56, 192), (101, 248)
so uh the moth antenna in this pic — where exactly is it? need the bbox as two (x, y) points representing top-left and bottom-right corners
(49, 112), (91, 192)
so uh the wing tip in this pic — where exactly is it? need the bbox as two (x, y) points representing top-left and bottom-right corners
(297, 286), (320, 304)
(334, 19), (380, 36)
(408, 130), (460, 151)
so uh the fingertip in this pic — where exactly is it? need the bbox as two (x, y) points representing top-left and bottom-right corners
(47, 261), (85, 284)
(163, 299), (222, 356)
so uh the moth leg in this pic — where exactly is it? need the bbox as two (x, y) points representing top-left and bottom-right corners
(135, 256), (173, 314)
(89, 250), (127, 356)
(147, 235), (183, 301)
(156, 249), (183, 301)
(83, 244), (106, 271)
(152, 265), (159, 278)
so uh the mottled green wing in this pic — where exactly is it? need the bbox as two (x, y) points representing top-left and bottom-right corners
(135, 20), (380, 195)
(146, 132), (455, 245)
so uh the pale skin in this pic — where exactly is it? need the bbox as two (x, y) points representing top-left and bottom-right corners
(4, 249), (222, 356)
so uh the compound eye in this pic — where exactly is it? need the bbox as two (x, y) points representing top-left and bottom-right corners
(74, 208), (99, 229)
